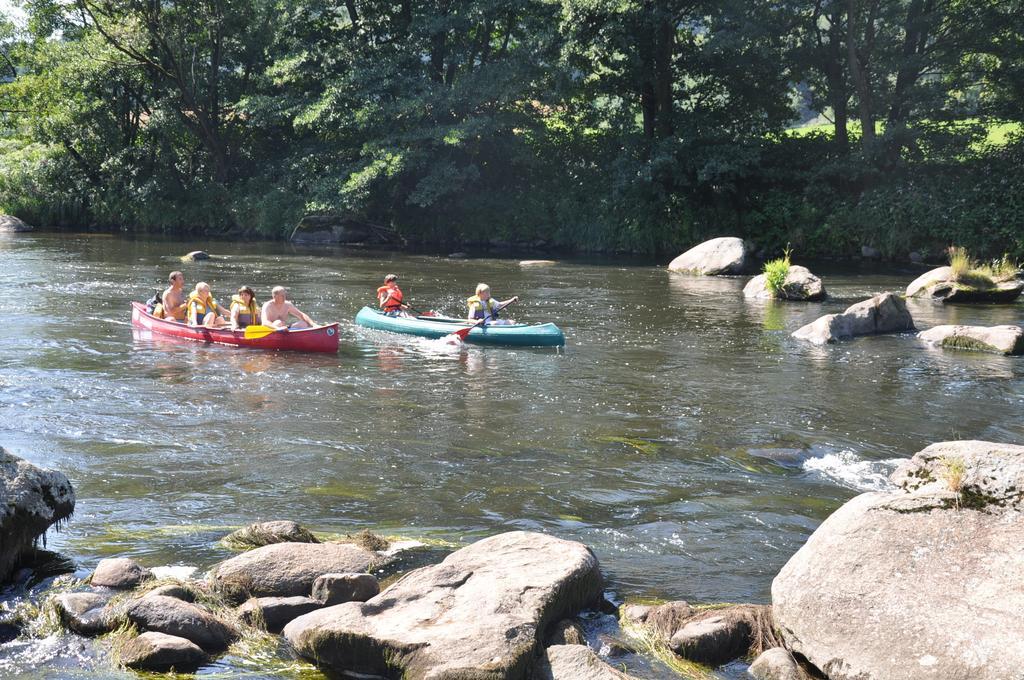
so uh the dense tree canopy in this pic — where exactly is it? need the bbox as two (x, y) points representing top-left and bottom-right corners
(1, 0), (1022, 257)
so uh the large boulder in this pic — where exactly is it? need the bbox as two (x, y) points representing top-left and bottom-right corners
(0, 215), (33, 232)
(744, 265), (826, 301)
(792, 292), (915, 345)
(0, 447), (75, 583)
(208, 541), (379, 601)
(535, 645), (639, 680)
(124, 595), (239, 652)
(668, 237), (748, 275)
(284, 531), (604, 679)
(222, 520), (319, 550)
(918, 324), (1024, 355)
(119, 631), (207, 672)
(772, 440), (1024, 680)
(906, 265), (1024, 303)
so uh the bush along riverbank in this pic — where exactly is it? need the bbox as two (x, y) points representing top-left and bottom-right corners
(3, 439), (1024, 678)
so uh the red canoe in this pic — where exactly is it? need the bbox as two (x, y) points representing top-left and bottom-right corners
(131, 302), (340, 353)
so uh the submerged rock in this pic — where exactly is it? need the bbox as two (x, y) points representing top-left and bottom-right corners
(90, 557), (152, 589)
(311, 572), (379, 605)
(743, 265), (827, 301)
(180, 250), (210, 262)
(54, 591), (116, 636)
(772, 440), (1024, 680)
(222, 520), (319, 550)
(208, 541), (378, 601)
(284, 531), (603, 679)
(119, 631), (207, 672)
(668, 237), (748, 276)
(918, 324), (1024, 355)
(536, 644), (639, 680)
(520, 260), (558, 267)
(792, 292), (915, 345)
(237, 596), (322, 632)
(124, 595), (238, 652)
(906, 265), (1024, 303)
(0, 447), (75, 584)
(0, 215), (34, 232)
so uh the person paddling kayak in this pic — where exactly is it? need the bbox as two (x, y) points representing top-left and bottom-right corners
(377, 274), (409, 316)
(467, 283), (518, 325)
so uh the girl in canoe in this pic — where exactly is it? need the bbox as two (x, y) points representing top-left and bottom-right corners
(187, 282), (230, 327)
(229, 286), (260, 330)
(467, 283), (518, 325)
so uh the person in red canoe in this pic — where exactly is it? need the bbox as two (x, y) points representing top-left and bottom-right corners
(467, 283), (518, 325)
(157, 271), (187, 322)
(229, 286), (261, 330)
(377, 274), (409, 316)
(187, 282), (230, 327)
(262, 286), (317, 329)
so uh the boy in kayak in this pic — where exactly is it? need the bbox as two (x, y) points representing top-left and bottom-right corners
(159, 271), (188, 322)
(187, 282), (230, 327)
(263, 286), (318, 329)
(467, 283), (518, 325)
(377, 274), (409, 316)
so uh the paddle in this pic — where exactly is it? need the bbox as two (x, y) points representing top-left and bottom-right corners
(449, 298), (518, 341)
(243, 324), (286, 339)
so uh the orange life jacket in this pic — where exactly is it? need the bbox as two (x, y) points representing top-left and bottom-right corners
(377, 284), (404, 312)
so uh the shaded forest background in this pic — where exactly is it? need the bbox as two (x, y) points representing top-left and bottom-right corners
(1, 0), (1022, 257)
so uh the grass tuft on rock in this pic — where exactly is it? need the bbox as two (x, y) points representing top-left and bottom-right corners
(762, 246), (792, 295)
(618, 610), (716, 679)
(947, 246), (1011, 288)
(343, 529), (390, 552)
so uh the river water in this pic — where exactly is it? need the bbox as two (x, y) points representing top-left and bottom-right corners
(1, 233), (1022, 678)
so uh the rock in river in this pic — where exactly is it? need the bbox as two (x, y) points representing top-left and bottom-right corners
(180, 250), (211, 262)
(906, 265), (1023, 303)
(918, 324), (1024, 355)
(772, 440), (1024, 680)
(222, 520), (319, 550)
(668, 237), (748, 275)
(124, 595), (238, 652)
(54, 591), (117, 636)
(311, 572), (380, 605)
(119, 631), (207, 672)
(237, 595), (322, 632)
(284, 531), (604, 679)
(90, 557), (152, 589)
(792, 292), (914, 345)
(208, 541), (379, 601)
(0, 215), (34, 232)
(748, 647), (812, 680)
(0, 447), (75, 584)
(743, 265), (826, 301)
(536, 644), (639, 680)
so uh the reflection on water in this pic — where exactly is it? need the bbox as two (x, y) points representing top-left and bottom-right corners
(0, 234), (1022, 677)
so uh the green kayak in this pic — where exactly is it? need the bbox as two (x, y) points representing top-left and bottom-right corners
(354, 307), (565, 347)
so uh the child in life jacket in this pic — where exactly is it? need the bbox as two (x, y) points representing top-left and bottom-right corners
(466, 283), (518, 325)
(376, 274), (408, 316)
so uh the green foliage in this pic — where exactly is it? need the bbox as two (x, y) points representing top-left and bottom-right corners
(762, 247), (792, 295)
(0, 0), (1022, 254)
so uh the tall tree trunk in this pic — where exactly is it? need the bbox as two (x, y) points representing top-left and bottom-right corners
(887, 0), (932, 126)
(845, 0), (876, 151)
(653, 11), (674, 139)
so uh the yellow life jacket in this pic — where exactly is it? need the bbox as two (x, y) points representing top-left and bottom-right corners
(229, 294), (259, 327)
(152, 303), (165, 319)
(467, 295), (500, 320)
(187, 291), (218, 325)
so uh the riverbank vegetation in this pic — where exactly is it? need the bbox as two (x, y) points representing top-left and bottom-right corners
(1, 1), (1022, 257)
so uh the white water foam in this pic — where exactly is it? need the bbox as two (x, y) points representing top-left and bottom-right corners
(803, 450), (902, 492)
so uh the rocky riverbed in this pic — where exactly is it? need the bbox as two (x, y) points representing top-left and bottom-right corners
(3, 439), (1022, 679)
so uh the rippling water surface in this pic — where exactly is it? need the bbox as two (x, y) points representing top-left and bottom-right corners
(2, 233), (1023, 677)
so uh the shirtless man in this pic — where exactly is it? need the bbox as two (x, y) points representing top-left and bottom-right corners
(161, 271), (187, 322)
(261, 286), (317, 329)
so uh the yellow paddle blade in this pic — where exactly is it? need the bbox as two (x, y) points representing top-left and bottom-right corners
(243, 324), (280, 339)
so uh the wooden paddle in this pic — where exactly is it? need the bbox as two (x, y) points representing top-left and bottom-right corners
(449, 298), (518, 341)
(243, 324), (286, 339)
